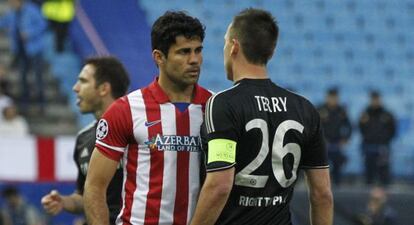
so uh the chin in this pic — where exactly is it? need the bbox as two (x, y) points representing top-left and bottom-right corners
(79, 107), (91, 114)
(186, 76), (199, 84)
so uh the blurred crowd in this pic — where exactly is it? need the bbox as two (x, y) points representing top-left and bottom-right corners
(0, 0), (74, 132)
(318, 88), (396, 187)
(0, 186), (46, 225)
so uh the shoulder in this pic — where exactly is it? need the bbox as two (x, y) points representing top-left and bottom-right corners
(193, 84), (214, 104)
(384, 109), (395, 117)
(284, 87), (318, 112)
(105, 95), (132, 115)
(77, 120), (97, 136)
(316, 103), (325, 110)
(208, 83), (242, 105)
(197, 85), (214, 97)
(338, 105), (348, 112)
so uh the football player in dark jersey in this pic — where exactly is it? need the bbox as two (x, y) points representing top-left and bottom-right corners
(41, 56), (130, 224)
(191, 8), (333, 225)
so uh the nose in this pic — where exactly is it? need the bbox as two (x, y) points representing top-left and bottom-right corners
(73, 82), (79, 93)
(189, 51), (201, 65)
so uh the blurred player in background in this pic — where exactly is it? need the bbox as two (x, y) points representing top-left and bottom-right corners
(83, 11), (211, 225)
(318, 88), (352, 186)
(191, 8), (333, 225)
(359, 91), (396, 186)
(41, 56), (130, 224)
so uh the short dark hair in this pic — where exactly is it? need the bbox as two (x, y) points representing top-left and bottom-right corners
(151, 11), (205, 57)
(231, 8), (279, 65)
(370, 90), (381, 99)
(84, 56), (130, 99)
(327, 87), (338, 96)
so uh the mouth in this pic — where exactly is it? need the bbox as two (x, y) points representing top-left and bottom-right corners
(76, 97), (82, 106)
(186, 68), (200, 76)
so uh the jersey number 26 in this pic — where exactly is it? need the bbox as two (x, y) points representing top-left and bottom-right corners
(235, 119), (304, 188)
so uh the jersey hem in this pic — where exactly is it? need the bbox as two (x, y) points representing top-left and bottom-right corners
(206, 163), (236, 173)
(96, 145), (123, 161)
(96, 140), (126, 152)
(301, 165), (330, 169)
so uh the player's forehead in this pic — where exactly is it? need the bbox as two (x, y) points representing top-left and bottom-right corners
(170, 35), (202, 51)
(78, 64), (96, 80)
(224, 23), (232, 39)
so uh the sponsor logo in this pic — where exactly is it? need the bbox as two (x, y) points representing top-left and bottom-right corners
(80, 147), (89, 158)
(144, 120), (162, 127)
(239, 195), (286, 207)
(143, 134), (201, 152)
(96, 119), (109, 140)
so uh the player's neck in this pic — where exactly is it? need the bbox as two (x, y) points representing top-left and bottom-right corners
(232, 62), (268, 83)
(158, 76), (194, 103)
(94, 98), (115, 119)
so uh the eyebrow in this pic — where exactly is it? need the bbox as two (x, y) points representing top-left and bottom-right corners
(176, 45), (203, 52)
(78, 77), (88, 82)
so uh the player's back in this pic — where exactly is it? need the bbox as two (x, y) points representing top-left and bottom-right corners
(204, 79), (328, 225)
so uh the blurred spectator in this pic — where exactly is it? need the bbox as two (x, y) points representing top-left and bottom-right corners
(0, 104), (29, 136)
(42, 0), (75, 53)
(359, 91), (396, 186)
(1, 185), (45, 225)
(0, 210), (4, 225)
(0, 65), (12, 98)
(0, 0), (47, 111)
(318, 88), (352, 186)
(357, 187), (397, 225)
(0, 66), (13, 119)
(30, 0), (44, 6)
(0, 95), (13, 120)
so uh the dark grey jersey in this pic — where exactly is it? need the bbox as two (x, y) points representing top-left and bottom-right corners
(203, 79), (329, 225)
(73, 121), (123, 224)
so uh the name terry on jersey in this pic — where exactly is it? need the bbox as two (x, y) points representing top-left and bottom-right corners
(254, 96), (287, 113)
(141, 134), (201, 152)
(239, 195), (287, 207)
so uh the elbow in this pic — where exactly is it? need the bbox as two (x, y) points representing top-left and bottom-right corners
(310, 189), (333, 208)
(84, 177), (102, 197)
(208, 180), (233, 198)
(204, 175), (233, 198)
(215, 181), (233, 197)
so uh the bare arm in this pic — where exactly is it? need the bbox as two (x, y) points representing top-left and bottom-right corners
(41, 190), (83, 215)
(304, 168), (334, 225)
(190, 168), (234, 225)
(84, 148), (118, 225)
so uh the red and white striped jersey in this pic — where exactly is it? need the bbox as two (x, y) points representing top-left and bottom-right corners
(95, 79), (212, 225)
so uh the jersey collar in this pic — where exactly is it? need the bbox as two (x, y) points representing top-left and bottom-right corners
(148, 77), (210, 104)
(235, 78), (272, 85)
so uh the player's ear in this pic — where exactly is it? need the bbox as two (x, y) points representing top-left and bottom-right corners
(98, 82), (111, 97)
(152, 49), (166, 67)
(230, 38), (239, 56)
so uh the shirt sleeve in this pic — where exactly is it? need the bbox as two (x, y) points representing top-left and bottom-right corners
(76, 170), (86, 194)
(95, 97), (133, 161)
(72, 137), (85, 193)
(203, 94), (239, 172)
(301, 105), (329, 169)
